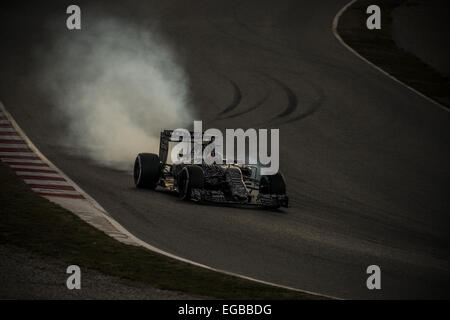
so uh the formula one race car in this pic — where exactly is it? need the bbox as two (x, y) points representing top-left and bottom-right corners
(133, 130), (288, 208)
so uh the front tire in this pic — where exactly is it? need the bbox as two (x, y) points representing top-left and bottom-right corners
(134, 153), (161, 189)
(178, 165), (204, 200)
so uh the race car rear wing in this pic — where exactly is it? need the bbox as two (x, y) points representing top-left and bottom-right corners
(159, 129), (215, 164)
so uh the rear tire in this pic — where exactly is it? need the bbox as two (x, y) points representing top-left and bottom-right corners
(178, 165), (204, 200)
(134, 153), (161, 189)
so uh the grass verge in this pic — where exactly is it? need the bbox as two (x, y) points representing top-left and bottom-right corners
(337, 0), (450, 108)
(0, 162), (320, 299)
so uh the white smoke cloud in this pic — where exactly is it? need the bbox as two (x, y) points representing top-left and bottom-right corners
(38, 17), (193, 170)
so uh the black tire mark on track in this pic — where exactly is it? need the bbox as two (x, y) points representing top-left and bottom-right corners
(218, 79), (242, 115)
(263, 74), (298, 120)
(280, 72), (324, 124)
(282, 93), (322, 124)
(217, 77), (271, 120)
(217, 90), (269, 120)
(249, 70), (323, 127)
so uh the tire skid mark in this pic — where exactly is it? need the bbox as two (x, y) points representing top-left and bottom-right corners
(263, 74), (298, 120)
(204, 64), (243, 119)
(282, 94), (322, 124)
(280, 72), (324, 124)
(220, 89), (269, 120)
(217, 76), (271, 120)
(218, 78), (242, 115)
(252, 71), (323, 127)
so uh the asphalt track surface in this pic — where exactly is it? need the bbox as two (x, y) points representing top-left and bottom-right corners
(1, 1), (449, 299)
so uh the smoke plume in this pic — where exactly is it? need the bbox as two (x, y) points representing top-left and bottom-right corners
(38, 16), (193, 170)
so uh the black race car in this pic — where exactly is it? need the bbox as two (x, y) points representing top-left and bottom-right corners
(133, 130), (288, 208)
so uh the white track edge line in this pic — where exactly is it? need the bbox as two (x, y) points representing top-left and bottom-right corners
(332, 0), (449, 113)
